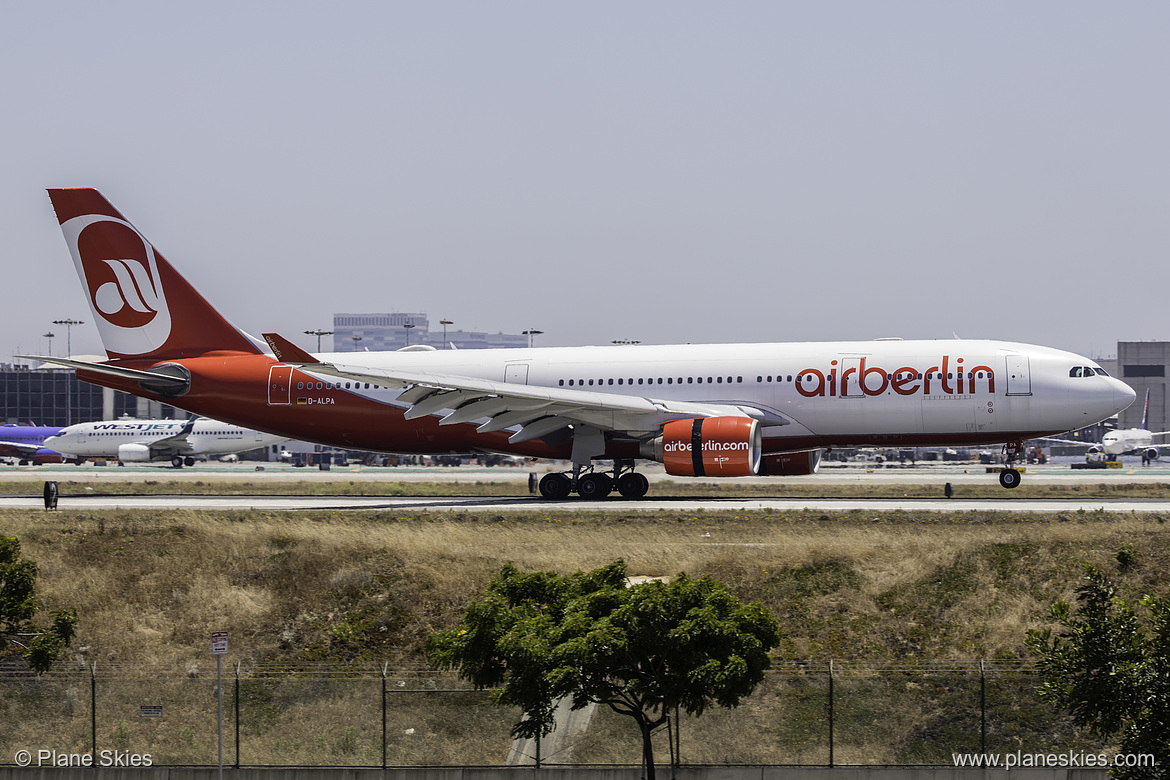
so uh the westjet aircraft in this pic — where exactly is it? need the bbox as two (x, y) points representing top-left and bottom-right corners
(44, 417), (287, 468)
(24, 188), (1135, 498)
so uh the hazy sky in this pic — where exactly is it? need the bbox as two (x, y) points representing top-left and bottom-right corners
(3, 3), (1167, 361)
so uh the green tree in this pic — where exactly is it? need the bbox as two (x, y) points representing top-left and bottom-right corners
(0, 535), (77, 674)
(1026, 564), (1169, 779)
(429, 559), (780, 778)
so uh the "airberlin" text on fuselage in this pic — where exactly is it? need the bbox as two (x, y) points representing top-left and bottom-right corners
(795, 356), (995, 398)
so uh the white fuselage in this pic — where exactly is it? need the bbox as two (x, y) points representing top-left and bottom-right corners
(1101, 428), (1155, 456)
(45, 419), (287, 461)
(281, 339), (1132, 453)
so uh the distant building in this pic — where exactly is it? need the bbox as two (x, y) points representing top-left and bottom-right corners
(1117, 342), (1170, 433)
(332, 313), (529, 352)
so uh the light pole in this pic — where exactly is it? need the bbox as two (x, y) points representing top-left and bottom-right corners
(44, 332), (55, 357)
(403, 322), (415, 347)
(523, 329), (544, 348)
(439, 319), (453, 349)
(303, 329), (333, 352)
(52, 318), (84, 426)
(351, 335), (362, 352)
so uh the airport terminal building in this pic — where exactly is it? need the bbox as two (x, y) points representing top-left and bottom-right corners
(332, 313), (529, 351)
(1116, 341), (1170, 432)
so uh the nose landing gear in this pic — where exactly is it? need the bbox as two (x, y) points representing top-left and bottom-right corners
(998, 440), (1023, 489)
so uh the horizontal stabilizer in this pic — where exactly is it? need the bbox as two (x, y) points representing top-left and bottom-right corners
(16, 355), (190, 396)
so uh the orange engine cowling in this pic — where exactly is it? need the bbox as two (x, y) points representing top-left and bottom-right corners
(759, 449), (822, 476)
(642, 417), (762, 477)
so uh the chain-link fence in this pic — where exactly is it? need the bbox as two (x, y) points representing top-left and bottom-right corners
(0, 660), (1104, 768)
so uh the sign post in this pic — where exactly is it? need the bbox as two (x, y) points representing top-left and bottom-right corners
(211, 632), (228, 780)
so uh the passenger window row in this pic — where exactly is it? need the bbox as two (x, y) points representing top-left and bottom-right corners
(558, 376), (745, 387)
(296, 381), (381, 390)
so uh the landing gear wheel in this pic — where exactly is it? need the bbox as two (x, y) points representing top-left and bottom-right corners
(617, 472), (650, 498)
(577, 473), (613, 500)
(538, 473), (573, 499)
(999, 468), (1021, 489)
(171, 456), (183, 468)
(184, 457), (195, 467)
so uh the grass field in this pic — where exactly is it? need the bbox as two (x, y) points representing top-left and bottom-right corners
(3, 500), (1167, 765)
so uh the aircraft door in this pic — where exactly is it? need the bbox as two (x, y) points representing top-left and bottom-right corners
(1005, 355), (1032, 396)
(504, 363), (530, 385)
(268, 365), (293, 405)
(839, 357), (866, 398)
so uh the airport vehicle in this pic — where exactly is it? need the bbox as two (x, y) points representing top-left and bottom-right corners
(26, 188), (1135, 497)
(1043, 388), (1170, 461)
(44, 416), (287, 467)
(0, 424), (68, 464)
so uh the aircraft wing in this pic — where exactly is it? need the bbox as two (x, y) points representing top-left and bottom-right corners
(144, 417), (200, 458)
(0, 440), (48, 457)
(1033, 436), (1093, 448)
(263, 334), (786, 443)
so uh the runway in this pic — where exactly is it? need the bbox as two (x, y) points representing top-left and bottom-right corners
(1, 457), (1167, 513)
(2, 493), (1169, 513)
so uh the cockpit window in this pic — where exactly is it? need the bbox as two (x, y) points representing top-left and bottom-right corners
(1093, 367), (1109, 376)
(1069, 367), (1083, 378)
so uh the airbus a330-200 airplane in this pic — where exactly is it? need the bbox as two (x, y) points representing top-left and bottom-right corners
(44, 417), (288, 468)
(24, 188), (1135, 499)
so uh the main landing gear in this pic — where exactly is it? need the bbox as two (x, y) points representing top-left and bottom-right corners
(998, 440), (1023, 489)
(538, 460), (649, 500)
(171, 456), (196, 468)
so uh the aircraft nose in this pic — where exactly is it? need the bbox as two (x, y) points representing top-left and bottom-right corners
(1113, 379), (1137, 414)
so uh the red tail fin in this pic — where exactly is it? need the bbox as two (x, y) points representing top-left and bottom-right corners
(47, 188), (260, 361)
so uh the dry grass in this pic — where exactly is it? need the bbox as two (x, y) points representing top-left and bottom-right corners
(3, 506), (1168, 766)
(5, 507), (1170, 667)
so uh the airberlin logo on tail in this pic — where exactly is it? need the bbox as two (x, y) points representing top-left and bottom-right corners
(795, 356), (996, 397)
(60, 214), (172, 356)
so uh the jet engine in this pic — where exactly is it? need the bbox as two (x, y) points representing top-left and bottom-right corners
(1145, 447), (1160, 461)
(117, 443), (152, 462)
(641, 417), (761, 477)
(759, 449), (822, 476)
(1087, 445), (1104, 455)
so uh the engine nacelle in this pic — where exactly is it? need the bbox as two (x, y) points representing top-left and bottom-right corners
(1145, 447), (1160, 461)
(641, 417), (761, 477)
(117, 443), (152, 462)
(1087, 444), (1104, 455)
(759, 449), (822, 476)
